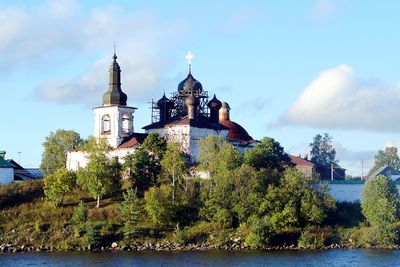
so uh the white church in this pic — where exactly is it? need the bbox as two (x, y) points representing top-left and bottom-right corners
(66, 52), (257, 171)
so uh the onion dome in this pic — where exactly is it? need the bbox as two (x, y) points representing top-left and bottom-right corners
(207, 94), (222, 110)
(103, 53), (128, 106)
(178, 73), (203, 94)
(219, 120), (254, 142)
(157, 93), (173, 108)
(221, 101), (230, 110)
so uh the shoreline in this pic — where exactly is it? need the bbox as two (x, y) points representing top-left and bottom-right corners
(1, 242), (400, 253)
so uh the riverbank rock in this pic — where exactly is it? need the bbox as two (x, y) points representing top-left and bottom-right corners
(111, 242), (118, 249)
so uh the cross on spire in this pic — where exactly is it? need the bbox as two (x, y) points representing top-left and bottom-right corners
(185, 51), (194, 73)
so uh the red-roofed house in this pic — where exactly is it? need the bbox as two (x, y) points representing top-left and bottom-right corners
(290, 155), (316, 178)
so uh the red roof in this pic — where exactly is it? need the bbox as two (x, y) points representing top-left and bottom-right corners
(289, 155), (314, 167)
(219, 120), (253, 142)
(118, 133), (148, 149)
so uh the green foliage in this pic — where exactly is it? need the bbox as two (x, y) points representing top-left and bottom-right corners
(144, 185), (174, 227)
(119, 188), (142, 237)
(40, 129), (82, 176)
(260, 169), (336, 231)
(326, 202), (363, 227)
(298, 226), (335, 249)
(123, 147), (158, 194)
(172, 221), (212, 245)
(197, 136), (242, 177)
(77, 151), (121, 208)
(244, 216), (274, 248)
(72, 202), (88, 225)
(161, 142), (188, 202)
(244, 137), (292, 171)
(369, 147), (400, 174)
(80, 136), (111, 154)
(309, 133), (337, 168)
(44, 168), (76, 206)
(142, 132), (167, 161)
(85, 222), (102, 248)
(361, 175), (400, 226)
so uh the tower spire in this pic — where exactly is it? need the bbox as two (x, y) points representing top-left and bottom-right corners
(185, 51), (194, 74)
(102, 48), (127, 106)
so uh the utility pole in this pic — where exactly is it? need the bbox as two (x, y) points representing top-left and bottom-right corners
(331, 163), (334, 180)
(18, 151), (21, 164)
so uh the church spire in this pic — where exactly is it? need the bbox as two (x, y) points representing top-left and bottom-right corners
(102, 49), (127, 106)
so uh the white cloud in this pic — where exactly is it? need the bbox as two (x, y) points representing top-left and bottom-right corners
(0, 2), (190, 105)
(278, 65), (400, 132)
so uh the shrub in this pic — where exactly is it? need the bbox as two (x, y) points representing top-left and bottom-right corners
(72, 202), (88, 225)
(119, 188), (142, 237)
(361, 175), (400, 226)
(298, 226), (335, 249)
(144, 185), (174, 227)
(172, 222), (212, 245)
(244, 216), (274, 249)
(85, 223), (102, 248)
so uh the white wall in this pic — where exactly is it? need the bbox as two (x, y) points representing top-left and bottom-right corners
(328, 182), (400, 203)
(66, 148), (136, 171)
(0, 168), (14, 185)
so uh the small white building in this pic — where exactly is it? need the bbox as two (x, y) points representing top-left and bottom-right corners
(0, 153), (15, 185)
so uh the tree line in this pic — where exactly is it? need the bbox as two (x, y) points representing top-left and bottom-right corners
(40, 130), (400, 248)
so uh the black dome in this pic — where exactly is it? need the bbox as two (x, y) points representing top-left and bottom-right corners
(157, 94), (173, 108)
(207, 94), (222, 110)
(178, 73), (203, 94)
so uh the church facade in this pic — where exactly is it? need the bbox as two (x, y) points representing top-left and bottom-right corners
(66, 52), (256, 171)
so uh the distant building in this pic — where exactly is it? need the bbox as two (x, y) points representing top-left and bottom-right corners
(318, 164), (346, 180)
(6, 159), (43, 181)
(289, 155), (315, 178)
(368, 165), (400, 181)
(0, 151), (14, 185)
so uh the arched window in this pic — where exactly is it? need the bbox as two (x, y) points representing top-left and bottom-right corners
(122, 114), (131, 134)
(102, 114), (111, 135)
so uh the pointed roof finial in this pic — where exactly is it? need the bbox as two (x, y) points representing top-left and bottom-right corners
(113, 42), (117, 61)
(185, 51), (194, 74)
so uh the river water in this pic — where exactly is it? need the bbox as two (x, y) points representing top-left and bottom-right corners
(0, 249), (399, 266)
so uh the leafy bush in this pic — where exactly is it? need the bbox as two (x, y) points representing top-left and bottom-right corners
(172, 222), (212, 245)
(72, 202), (88, 225)
(298, 226), (335, 249)
(119, 188), (141, 237)
(144, 185), (174, 227)
(361, 175), (400, 226)
(244, 216), (274, 248)
(85, 223), (102, 248)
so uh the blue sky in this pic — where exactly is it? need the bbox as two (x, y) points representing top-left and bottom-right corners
(2, 0), (400, 176)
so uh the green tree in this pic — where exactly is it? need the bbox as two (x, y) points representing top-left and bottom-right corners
(369, 147), (400, 175)
(244, 137), (292, 171)
(197, 136), (242, 176)
(123, 147), (158, 194)
(142, 133), (167, 161)
(361, 175), (400, 226)
(72, 202), (89, 224)
(44, 167), (76, 206)
(260, 169), (336, 230)
(77, 151), (121, 208)
(144, 185), (174, 227)
(161, 142), (188, 202)
(40, 129), (82, 175)
(309, 133), (337, 168)
(197, 136), (242, 228)
(119, 188), (142, 237)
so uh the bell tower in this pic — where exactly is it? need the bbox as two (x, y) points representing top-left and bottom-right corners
(93, 51), (137, 148)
